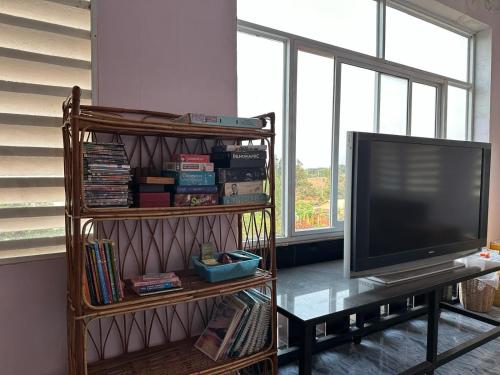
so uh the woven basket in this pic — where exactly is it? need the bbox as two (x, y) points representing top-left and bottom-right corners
(459, 278), (496, 313)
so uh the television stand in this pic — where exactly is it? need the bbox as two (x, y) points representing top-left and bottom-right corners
(367, 260), (465, 285)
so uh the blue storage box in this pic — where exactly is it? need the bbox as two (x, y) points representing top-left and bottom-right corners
(192, 250), (261, 283)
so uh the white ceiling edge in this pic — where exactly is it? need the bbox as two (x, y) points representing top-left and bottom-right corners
(391, 0), (490, 34)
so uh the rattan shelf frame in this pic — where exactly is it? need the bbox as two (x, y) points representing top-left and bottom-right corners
(63, 86), (278, 375)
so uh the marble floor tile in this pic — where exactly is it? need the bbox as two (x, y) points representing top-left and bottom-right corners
(278, 307), (500, 375)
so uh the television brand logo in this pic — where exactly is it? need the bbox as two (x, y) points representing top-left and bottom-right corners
(428, 251), (435, 254)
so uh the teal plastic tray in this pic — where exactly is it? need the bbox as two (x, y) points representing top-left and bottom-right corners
(192, 250), (261, 283)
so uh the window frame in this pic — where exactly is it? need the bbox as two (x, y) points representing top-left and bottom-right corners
(237, 0), (474, 244)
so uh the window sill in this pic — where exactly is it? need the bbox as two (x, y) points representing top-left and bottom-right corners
(0, 245), (65, 266)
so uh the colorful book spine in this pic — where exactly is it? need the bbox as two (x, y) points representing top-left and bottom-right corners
(162, 171), (216, 186)
(171, 185), (218, 194)
(163, 162), (214, 172)
(89, 245), (102, 304)
(92, 241), (111, 304)
(103, 241), (118, 302)
(107, 240), (124, 301)
(173, 193), (218, 207)
(98, 241), (114, 303)
(212, 144), (267, 153)
(84, 248), (97, 305)
(172, 153), (210, 163)
(220, 181), (264, 196)
(211, 151), (267, 160)
(222, 193), (268, 205)
(217, 167), (267, 183)
(212, 159), (266, 169)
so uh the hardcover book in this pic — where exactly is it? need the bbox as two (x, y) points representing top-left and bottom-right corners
(163, 162), (214, 172)
(221, 193), (268, 205)
(194, 296), (246, 361)
(135, 176), (175, 185)
(216, 167), (267, 183)
(211, 151), (267, 160)
(221, 181), (264, 196)
(162, 171), (216, 186)
(211, 144), (267, 153)
(173, 193), (218, 207)
(134, 184), (165, 193)
(169, 185), (218, 194)
(212, 158), (266, 169)
(172, 153), (210, 163)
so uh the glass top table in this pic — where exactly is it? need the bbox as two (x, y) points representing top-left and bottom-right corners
(276, 253), (500, 375)
(277, 253), (500, 323)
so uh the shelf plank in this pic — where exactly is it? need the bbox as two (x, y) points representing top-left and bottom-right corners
(79, 203), (273, 220)
(87, 337), (275, 375)
(74, 114), (274, 140)
(81, 270), (273, 319)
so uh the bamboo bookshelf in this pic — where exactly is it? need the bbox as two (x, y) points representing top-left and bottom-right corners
(63, 86), (277, 374)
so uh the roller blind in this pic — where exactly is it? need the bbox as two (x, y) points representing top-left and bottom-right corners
(0, 0), (91, 260)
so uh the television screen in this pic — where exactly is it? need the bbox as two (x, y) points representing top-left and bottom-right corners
(347, 132), (490, 274)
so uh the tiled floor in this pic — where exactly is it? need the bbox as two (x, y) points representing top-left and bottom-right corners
(278, 307), (500, 375)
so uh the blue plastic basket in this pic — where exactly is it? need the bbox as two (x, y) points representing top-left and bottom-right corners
(192, 250), (261, 283)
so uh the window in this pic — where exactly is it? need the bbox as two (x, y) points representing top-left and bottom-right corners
(337, 64), (376, 221)
(0, 0), (91, 259)
(379, 75), (409, 136)
(446, 86), (468, 141)
(237, 1), (473, 241)
(411, 83), (437, 138)
(237, 31), (285, 236)
(238, 0), (377, 55)
(295, 51), (334, 231)
(385, 6), (469, 81)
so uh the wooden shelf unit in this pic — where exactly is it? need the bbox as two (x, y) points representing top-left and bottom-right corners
(64, 86), (277, 374)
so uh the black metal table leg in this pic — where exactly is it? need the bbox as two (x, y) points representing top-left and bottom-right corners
(299, 323), (314, 375)
(426, 290), (441, 374)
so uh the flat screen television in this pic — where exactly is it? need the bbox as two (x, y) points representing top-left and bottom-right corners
(344, 132), (491, 279)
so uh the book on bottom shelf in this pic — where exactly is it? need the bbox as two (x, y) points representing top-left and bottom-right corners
(194, 289), (271, 361)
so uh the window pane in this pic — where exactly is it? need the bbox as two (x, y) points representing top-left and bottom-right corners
(386, 7), (469, 81)
(237, 0), (377, 56)
(338, 64), (376, 221)
(379, 74), (408, 135)
(447, 86), (468, 140)
(237, 32), (285, 236)
(295, 51), (333, 231)
(411, 83), (436, 138)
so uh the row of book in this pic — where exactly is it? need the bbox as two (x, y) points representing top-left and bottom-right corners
(194, 289), (271, 361)
(84, 240), (124, 305)
(83, 142), (132, 208)
(82, 143), (268, 208)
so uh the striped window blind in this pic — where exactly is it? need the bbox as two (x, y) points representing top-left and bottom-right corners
(0, 0), (91, 260)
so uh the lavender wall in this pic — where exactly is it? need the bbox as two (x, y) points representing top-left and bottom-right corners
(95, 0), (237, 115)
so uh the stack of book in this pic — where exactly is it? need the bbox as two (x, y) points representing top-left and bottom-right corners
(85, 239), (124, 305)
(212, 145), (268, 205)
(194, 289), (271, 361)
(83, 142), (132, 207)
(134, 168), (174, 208)
(163, 154), (218, 206)
(126, 272), (182, 296)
